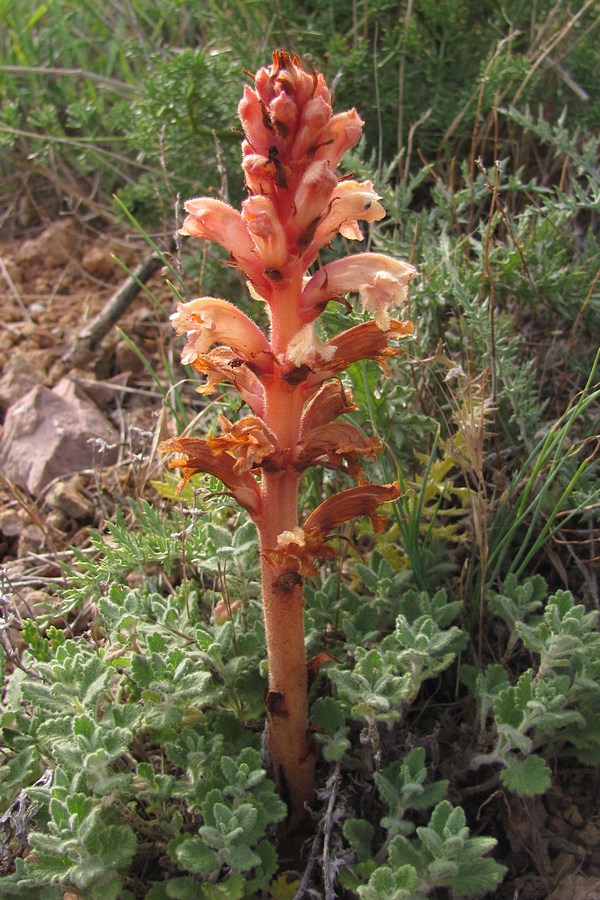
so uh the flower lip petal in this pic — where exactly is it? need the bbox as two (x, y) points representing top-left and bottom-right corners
(303, 319), (414, 389)
(181, 197), (268, 286)
(290, 160), (338, 244)
(263, 481), (399, 575)
(301, 180), (385, 262)
(312, 108), (364, 169)
(181, 198), (255, 259)
(207, 414), (280, 473)
(191, 347), (265, 417)
(304, 482), (400, 534)
(301, 252), (417, 325)
(158, 436), (262, 517)
(171, 298), (273, 373)
(238, 84), (272, 156)
(285, 323), (336, 368)
(242, 195), (290, 269)
(300, 381), (355, 433)
(263, 526), (336, 577)
(294, 422), (381, 474)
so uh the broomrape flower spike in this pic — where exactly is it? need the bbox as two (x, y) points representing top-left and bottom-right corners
(160, 49), (416, 831)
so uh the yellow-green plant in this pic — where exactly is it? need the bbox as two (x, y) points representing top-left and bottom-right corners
(160, 50), (415, 828)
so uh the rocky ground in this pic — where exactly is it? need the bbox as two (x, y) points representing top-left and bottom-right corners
(0, 216), (176, 645)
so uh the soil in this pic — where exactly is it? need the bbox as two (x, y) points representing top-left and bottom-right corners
(1, 216), (600, 898)
(0, 216), (179, 642)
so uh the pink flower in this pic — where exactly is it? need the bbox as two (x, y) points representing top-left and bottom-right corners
(170, 299), (273, 372)
(242, 196), (289, 269)
(180, 198), (263, 284)
(301, 180), (386, 264)
(312, 109), (364, 169)
(301, 253), (417, 326)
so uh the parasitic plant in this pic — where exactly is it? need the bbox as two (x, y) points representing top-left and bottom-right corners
(160, 50), (416, 829)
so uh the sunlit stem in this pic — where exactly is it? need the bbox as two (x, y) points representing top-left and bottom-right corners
(257, 273), (316, 826)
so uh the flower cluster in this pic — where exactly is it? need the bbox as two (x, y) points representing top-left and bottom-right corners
(162, 50), (416, 567)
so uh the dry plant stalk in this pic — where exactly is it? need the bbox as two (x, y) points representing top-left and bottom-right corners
(160, 50), (415, 828)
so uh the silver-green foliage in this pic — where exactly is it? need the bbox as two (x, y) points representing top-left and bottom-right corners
(0, 579), (278, 896)
(342, 749), (505, 898)
(465, 578), (600, 796)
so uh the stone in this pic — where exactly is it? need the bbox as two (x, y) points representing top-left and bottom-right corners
(0, 379), (119, 495)
(577, 823), (600, 848)
(45, 479), (95, 521)
(82, 244), (117, 278)
(0, 350), (48, 411)
(18, 524), (46, 556)
(82, 240), (138, 278)
(18, 219), (79, 268)
(548, 874), (600, 899)
(0, 507), (22, 538)
(564, 804), (584, 828)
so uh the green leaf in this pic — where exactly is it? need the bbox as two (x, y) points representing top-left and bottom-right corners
(446, 858), (506, 896)
(500, 754), (552, 797)
(357, 863), (419, 899)
(311, 697), (346, 733)
(176, 836), (219, 876)
(343, 818), (374, 861)
(225, 842), (262, 871)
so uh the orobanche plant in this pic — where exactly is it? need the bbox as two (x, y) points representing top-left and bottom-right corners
(160, 50), (416, 827)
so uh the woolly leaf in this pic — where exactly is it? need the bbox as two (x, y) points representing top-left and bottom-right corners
(176, 836), (219, 875)
(357, 864), (419, 899)
(225, 842), (262, 871)
(445, 858), (506, 896)
(500, 754), (552, 797)
(343, 818), (374, 861)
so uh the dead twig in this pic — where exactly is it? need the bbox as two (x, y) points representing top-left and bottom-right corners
(62, 235), (177, 368)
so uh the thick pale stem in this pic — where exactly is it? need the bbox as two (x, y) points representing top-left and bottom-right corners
(257, 274), (316, 827)
(259, 469), (315, 828)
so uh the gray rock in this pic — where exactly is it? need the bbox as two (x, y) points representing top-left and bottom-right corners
(0, 378), (119, 495)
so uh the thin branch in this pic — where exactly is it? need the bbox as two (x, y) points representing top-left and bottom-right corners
(62, 235), (177, 367)
(0, 64), (134, 95)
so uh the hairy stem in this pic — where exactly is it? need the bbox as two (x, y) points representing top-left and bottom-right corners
(258, 291), (316, 824)
(259, 471), (315, 828)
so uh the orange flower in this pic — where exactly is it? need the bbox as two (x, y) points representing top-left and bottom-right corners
(299, 320), (414, 392)
(264, 482), (400, 575)
(263, 526), (337, 577)
(305, 481), (400, 534)
(159, 437), (262, 516)
(300, 381), (356, 432)
(207, 415), (279, 473)
(191, 347), (266, 417)
(294, 422), (381, 475)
